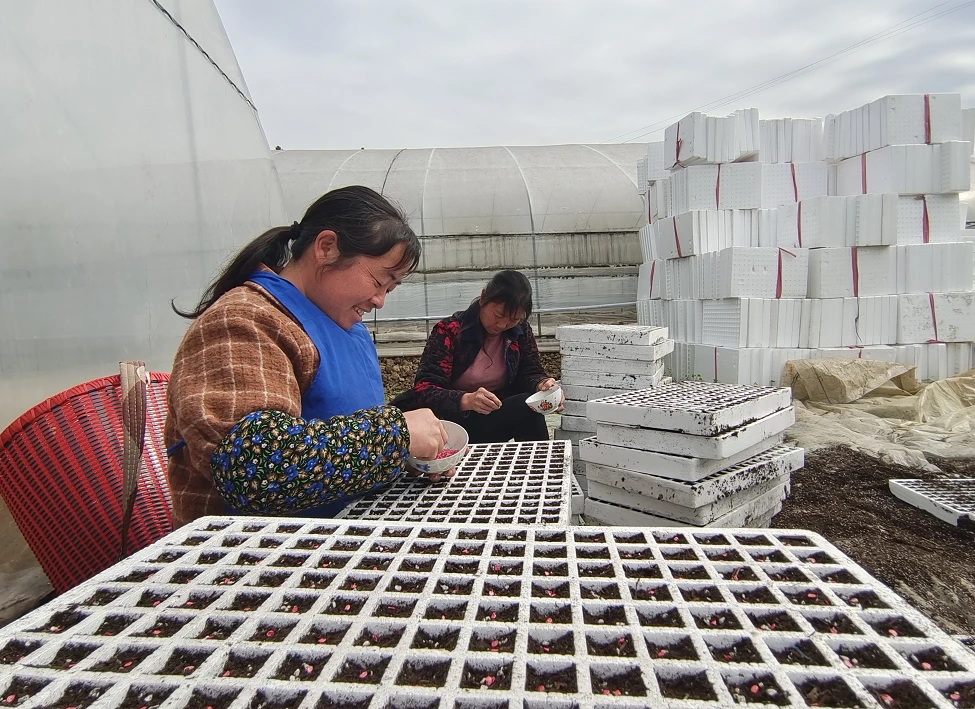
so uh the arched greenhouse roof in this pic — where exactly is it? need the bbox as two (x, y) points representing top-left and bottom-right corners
(273, 143), (648, 236)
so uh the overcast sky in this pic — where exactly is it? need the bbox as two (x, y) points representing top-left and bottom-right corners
(212, 0), (975, 150)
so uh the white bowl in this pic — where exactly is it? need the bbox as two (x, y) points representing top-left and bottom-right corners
(526, 385), (562, 414)
(407, 420), (469, 474)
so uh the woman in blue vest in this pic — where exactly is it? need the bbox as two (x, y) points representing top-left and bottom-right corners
(166, 186), (448, 525)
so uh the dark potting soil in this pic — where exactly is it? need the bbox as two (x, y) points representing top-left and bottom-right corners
(423, 602), (465, 620)
(443, 561), (478, 575)
(90, 647), (155, 673)
(837, 644), (898, 670)
(866, 616), (924, 638)
(527, 633), (574, 655)
(159, 648), (209, 676)
(493, 544), (525, 557)
(795, 677), (863, 708)
(96, 615), (136, 637)
(386, 577), (426, 594)
(324, 597), (366, 615)
(619, 547), (654, 560)
(373, 600), (416, 618)
(530, 605), (572, 624)
(749, 610), (803, 632)
(582, 583), (622, 600)
(179, 593), (221, 610)
(119, 686), (175, 709)
(578, 563), (614, 578)
(784, 589), (832, 606)
(902, 646), (963, 672)
(1, 678), (51, 707)
(705, 548), (744, 562)
(459, 662), (512, 690)
(135, 591), (172, 608)
(733, 587), (779, 604)
(457, 530), (488, 540)
(410, 627), (460, 651)
(488, 561), (522, 575)
(807, 614), (863, 635)
(576, 546), (611, 559)
(819, 569), (860, 584)
(334, 657), (390, 685)
(339, 577), (378, 592)
(638, 607), (684, 628)
(532, 582), (570, 599)
(450, 544), (483, 556)
(273, 654), (326, 682)
(709, 637), (762, 663)
(587, 634), (636, 657)
(0, 639), (42, 664)
(250, 623), (295, 642)
(534, 562), (569, 577)
(43, 683), (106, 709)
(726, 676), (789, 705)
(469, 630), (516, 653)
(369, 542), (401, 554)
(670, 565), (710, 580)
(198, 619), (242, 640)
(694, 610), (742, 630)
(526, 665), (578, 694)
(33, 610), (87, 634)
(765, 567), (811, 582)
(478, 604), (518, 622)
(679, 586), (723, 602)
(774, 446), (975, 633)
(941, 680), (975, 708)
(868, 681), (938, 709)
(221, 652), (270, 678)
(583, 606), (627, 626)
(771, 639), (829, 666)
(228, 592), (269, 612)
(82, 589), (125, 606)
(721, 566), (760, 581)
(534, 546), (566, 558)
(299, 625), (348, 646)
(317, 555), (350, 570)
(590, 667), (645, 697)
(355, 629), (399, 648)
(483, 581), (520, 597)
(395, 659), (450, 687)
(185, 691), (237, 709)
(658, 672), (716, 701)
(646, 634), (698, 660)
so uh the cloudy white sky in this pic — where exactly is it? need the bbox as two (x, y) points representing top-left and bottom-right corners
(213, 0), (975, 150)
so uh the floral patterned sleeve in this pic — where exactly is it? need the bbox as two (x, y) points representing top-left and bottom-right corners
(210, 405), (411, 515)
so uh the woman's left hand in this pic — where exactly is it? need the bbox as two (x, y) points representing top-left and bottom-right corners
(537, 378), (565, 412)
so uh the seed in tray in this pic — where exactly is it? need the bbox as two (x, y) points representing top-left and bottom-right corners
(370, 542), (402, 554)
(375, 599), (417, 618)
(291, 538), (325, 550)
(869, 681), (939, 708)
(411, 627), (461, 650)
(340, 576), (378, 592)
(153, 551), (185, 563)
(589, 667), (645, 697)
(136, 591), (173, 608)
(91, 646), (156, 673)
(807, 614), (862, 635)
(902, 647), (963, 672)
(229, 592), (269, 611)
(799, 550), (837, 564)
(587, 634), (637, 657)
(182, 536), (209, 546)
(748, 610), (802, 632)
(771, 639), (829, 666)
(221, 536), (248, 548)
(333, 657), (390, 685)
(300, 624), (349, 645)
(489, 561), (523, 575)
(618, 547), (654, 560)
(653, 532), (687, 544)
(460, 661), (512, 690)
(836, 644), (898, 669)
(355, 627), (402, 648)
(250, 622), (296, 642)
(211, 571), (246, 586)
(180, 592), (221, 610)
(0, 639), (42, 665)
(493, 544), (525, 557)
(356, 556), (391, 571)
(274, 653), (327, 681)
(817, 568), (859, 584)
(583, 606), (627, 626)
(784, 589), (831, 606)
(646, 634), (698, 660)
(436, 579), (474, 595)
(867, 616), (924, 638)
(708, 638), (762, 663)
(942, 681), (975, 708)
(483, 581), (520, 597)
(726, 676), (789, 706)
(840, 590), (890, 609)
(733, 587), (779, 604)
(160, 648), (210, 676)
(530, 604), (573, 624)
(720, 566), (759, 581)
(478, 603), (519, 622)
(693, 610), (742, 630)
(242, 524), (266, 532)
(532, 582), (570, 599)
(423, 602), (466, 621)
(658, 671), (717, 701)
(410, 543), (443, 555)
(325, 597), (366, 615)
(298, 572), (335, 590)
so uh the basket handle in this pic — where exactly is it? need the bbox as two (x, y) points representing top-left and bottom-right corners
(119, 361), (150, 560)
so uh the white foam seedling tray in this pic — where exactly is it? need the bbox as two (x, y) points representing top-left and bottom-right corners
(559, 339), (676, 362)
(4, 520), (975, 709)
(586, 446), (805, 525)
(562, 364), (667, 390)
(585, 483), (790, 529)
(586, 381), (793, 436)
(580, 435), (786, 483)
(338, 441), (572, 525)
(555, 324), (669, 347)
(596, 407), (797, 460)
(562, 355), (665, 377)
(587, 475), (791, 526)
(889, 479), (975, 527)
(560, 415), (597, 434)
(571, 476), (585, 516)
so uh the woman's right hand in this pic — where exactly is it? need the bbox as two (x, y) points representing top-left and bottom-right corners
(403, 408), (448, 460)
(461, 387), (502, 414)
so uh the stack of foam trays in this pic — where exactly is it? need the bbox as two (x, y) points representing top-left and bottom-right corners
(580, 380), (803, 528)
(553, 324), (675, 491)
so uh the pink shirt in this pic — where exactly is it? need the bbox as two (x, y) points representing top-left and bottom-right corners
(453, 334), (507, 393)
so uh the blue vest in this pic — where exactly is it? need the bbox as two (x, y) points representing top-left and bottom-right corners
(241, 270), (387, 516)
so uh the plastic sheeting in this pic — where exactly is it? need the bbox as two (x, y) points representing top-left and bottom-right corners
(273, 144), (648, 236)
(784, 360), (975, 471)
(0, 0), (286, 430)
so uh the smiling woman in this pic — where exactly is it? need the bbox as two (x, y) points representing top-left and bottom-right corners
(165, 186), (452, 527)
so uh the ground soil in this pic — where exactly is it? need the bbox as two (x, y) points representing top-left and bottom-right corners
(774, 446), (975, 634)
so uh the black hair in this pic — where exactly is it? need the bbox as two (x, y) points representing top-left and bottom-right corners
(479, 270), (533, 319)
(173, 186), (420, 319)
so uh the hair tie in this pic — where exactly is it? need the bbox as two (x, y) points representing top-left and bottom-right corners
(289, 221), (302, 241)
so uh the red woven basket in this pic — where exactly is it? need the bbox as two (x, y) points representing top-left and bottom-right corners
(0, 373), (174, 593)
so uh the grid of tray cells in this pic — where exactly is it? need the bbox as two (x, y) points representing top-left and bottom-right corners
(3, 518), (974, 709)
(891, 478), (975, 516)
(338, 441), (572, 525)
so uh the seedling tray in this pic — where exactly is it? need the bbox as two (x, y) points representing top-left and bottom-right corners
(3, 518), (974, 708)
(889, 479), (975, 527)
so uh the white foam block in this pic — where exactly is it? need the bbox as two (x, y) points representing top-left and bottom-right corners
(560, 415), (597, 433)
(561, 362), (666, 389)
(807, 247), (895, 298)
(562, 384), (633, 402)
(555, 324), (668, 346)
(595, 407), (796, 460)
(897, 293), (975, 343)
(579, 434), (784, 483)
(561, 355), (668, 376)
(559, 339), (674, 362)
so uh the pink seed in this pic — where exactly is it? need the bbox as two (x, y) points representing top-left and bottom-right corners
(538, 685), (546, 692)
(490, 612), (496, 619)
(291, 606), (299, 613)
(487, 590), (495, 596)
(880, 693), (894, 706)
(602, 689), (611, 695)
(951, 692), (962, 701)
(545, 617), (553, 624)
(888, 629), (898, 637)
(317, 638), (327, 644)
(6, 695), (17, 704)
(152, 601), (160, 607)
(751, 685), (760, 695)
(614, 690), (622, 696)
(843, 658), (854, 668)
(344, 604), (351, 611)
(921, 662), (932, 670)
(484, 676), (495, 687)
(491, 640), (499, 648)
(184, 665), (195, 674)
(807, 593), (817, 599)
(830, 627), (839, 634)
(358, 670), (369, 679)
(152, 630), (162, 636)
(266, 630), (275, 638)
(657, 650), (668, 658)
(222, 671), (231, 677)
(123, 661), (134, 668)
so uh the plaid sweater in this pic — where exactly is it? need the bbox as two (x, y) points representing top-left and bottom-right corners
(165, 271), (410, 527)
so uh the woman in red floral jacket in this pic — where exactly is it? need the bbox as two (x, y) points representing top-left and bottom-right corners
(392, 270), (563, 443)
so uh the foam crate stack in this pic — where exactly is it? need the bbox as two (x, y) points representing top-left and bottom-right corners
(580, 381), (802, 528)
(337, 441), (578, 525)
(635, 96), (975, 385)
(4, 518), (973, 709)
(554, 324), (675, 489)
